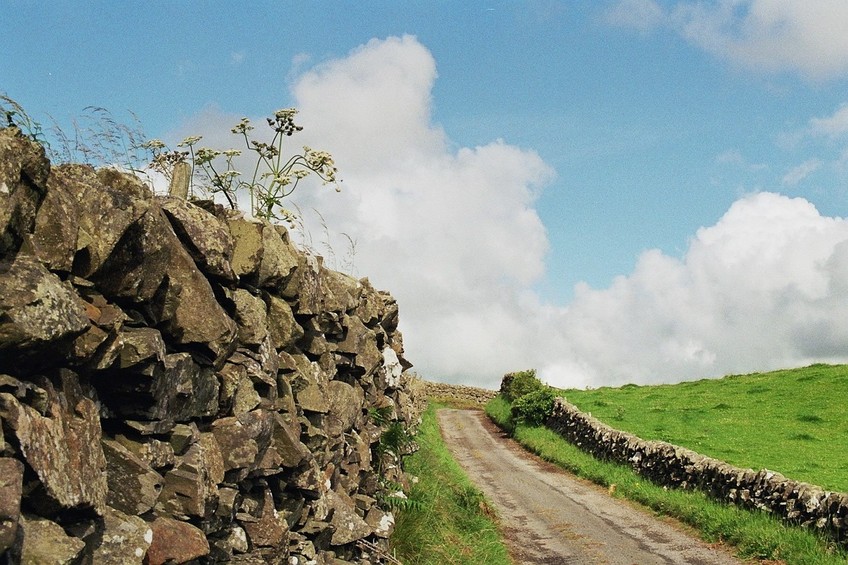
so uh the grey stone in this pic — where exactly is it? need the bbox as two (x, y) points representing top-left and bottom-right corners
(327, 490), (371, 545)
(0, 127), (49, 256)
(264, 293), (303, 350)
(227, 215), (298, 289)
(102, 438), (163, 515)
(0, 253), (89, 362)
(210, 410), (274, 473)
(96, 351), (219, 424)
(325, 380), (364, 436)
(87, 198), (236, 367)
(64, 164), (152, 279)
(241, 486), (289, 549)
(232, 288), (269, 347)
(335, 315), (381, 377)
(365, 506), (395, 538)
(160, 194), (237, 282)
(0, 372), (107, 514)
(31, 165), (81, 272)
(156, 441), (220, 519)
(0, 458), (23, 553)
(271, 412), (310, 468)
(15, 514), (86, 565)
(88, 505), (152, 565)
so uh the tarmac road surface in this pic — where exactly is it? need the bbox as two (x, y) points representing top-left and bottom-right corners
(437, 409), (745, 565)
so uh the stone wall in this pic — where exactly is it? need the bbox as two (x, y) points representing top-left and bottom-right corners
(0, 126), (421, 564)
(421, 381), (497, 407)
(548, 397), (848, 543)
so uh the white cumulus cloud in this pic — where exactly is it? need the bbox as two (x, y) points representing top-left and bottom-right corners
(285, 36), (848, 389)
(543, 192), (848, 387)
(286, 36), (555, 387)
(607, 0), (848, 81)
(168, 36), (848, 390)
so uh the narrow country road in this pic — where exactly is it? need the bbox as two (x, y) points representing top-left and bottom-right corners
(437, 409), (745, 565)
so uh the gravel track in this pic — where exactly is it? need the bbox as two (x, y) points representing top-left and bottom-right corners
(437, 409), (746, 565)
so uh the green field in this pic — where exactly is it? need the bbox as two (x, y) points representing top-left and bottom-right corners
(558, 364), (848, 492)
(486, 395), (848, 564)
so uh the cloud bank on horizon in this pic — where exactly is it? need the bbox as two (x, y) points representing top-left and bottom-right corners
(176, 11), (848, 389)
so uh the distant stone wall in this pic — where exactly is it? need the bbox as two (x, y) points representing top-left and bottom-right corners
(0, 126), (420, 564)
(422, 381), (498, 406)
(547, 398), (848, 543)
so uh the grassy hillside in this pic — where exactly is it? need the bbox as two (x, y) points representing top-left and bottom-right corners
(486, 395), (848, 564)
(560, 364), (848, 492)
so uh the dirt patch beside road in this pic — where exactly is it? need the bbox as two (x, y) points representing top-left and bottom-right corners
(437, 409), (746, 565)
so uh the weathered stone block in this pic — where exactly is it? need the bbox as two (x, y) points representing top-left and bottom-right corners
(335, 316), (381, 377)
(265, 293), (303, 350)
(156, 440), (220, 520)
(146, 515), (210, 565)
(31, 166), (81, 272)
(325, 380), (364, 437)
(15, 514), (86, 565)
(0, 458), (23, 553)
(210, 410), (274, 474)
(227, 215), (298, 289)
(160, 195), (237, 282)
(232, 288), (269, 347)
(365, 506), (395, 538)
(0, 127), (49, 256)
(89, 201), (237, 367)
(0, 254), (89, 365)
(327, 490), (371, 545)
(241, 486), (289, 549)
(102, 438), (163, 515)
(0, 372), (107, 514)
(87, 505), (152, 564)
(271, 412), (310, 468)
(96, 351), (219, 424)
(62, 165), (151, 279)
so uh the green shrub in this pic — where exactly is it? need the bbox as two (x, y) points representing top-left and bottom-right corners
(500, 369), (543, 402)
(511, 387), (556, 426)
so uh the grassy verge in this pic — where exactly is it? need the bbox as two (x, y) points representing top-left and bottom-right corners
(485, 396), (848, 565)
(560, 364), (848, 492)
(391, 403), (512, 565)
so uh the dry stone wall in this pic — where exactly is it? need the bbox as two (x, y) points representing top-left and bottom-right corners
(0, 126), (421, 564)
(548, 397), (848, 544)
(421, 381), (497, 406)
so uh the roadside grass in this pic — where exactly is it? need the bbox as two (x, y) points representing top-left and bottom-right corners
(485, 395), (848, 565)
(560, 364), (848, 492)
(391, 403), (512, 565)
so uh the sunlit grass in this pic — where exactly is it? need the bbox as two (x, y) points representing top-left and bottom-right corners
(391, 403), (512, 565)
(560, 364), (848, 492)
(485, 396), (848, 564)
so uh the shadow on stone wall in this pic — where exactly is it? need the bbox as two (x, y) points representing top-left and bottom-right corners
(0, 126), (421, 564)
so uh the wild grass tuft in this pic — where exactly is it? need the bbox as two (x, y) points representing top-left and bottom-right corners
(392, 403), (511, 565)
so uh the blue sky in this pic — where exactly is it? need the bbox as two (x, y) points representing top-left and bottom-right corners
(5, 1), (848, 388)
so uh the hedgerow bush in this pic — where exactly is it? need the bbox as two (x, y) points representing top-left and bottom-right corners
(511, 387), (556, 426)
(500, 369), (543, 402)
